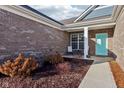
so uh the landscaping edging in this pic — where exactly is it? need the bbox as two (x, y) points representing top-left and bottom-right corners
(109, 61), (124, 88)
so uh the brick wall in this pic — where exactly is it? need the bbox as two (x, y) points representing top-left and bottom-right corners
(0, 9), (69, 55)
(113, 7), (124, 70)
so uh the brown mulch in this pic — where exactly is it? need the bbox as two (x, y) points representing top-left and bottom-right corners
(0, 59), (93, 88)
(109, 61), (124, 88)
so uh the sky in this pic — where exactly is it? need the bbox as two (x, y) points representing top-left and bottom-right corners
(29, 5), (90, 21)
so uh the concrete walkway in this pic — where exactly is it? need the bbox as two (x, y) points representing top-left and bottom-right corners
(79, 59), (117, 88)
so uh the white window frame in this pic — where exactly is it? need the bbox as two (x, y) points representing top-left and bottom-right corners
(70, 33), (84, 50)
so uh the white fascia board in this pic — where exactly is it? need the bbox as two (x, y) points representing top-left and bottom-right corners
(63, 22), (116, 32)
(0, 5), (63, 30)
(65, 17), (113, 28)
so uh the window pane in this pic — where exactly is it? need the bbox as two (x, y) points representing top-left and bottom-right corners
(79, 42), (84, 49)
(72, 43), (78, 49)
(72, 34), (78, 41)
(79, 33), (84, 41)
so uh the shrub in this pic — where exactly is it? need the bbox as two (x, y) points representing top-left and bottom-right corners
(55, 62), (71, 74)
(0, 53), (39, 77)
(45, 51), (64, 64)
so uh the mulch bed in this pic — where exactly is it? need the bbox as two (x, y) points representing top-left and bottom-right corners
(109, 61), (124, 88)
(0, 58), (93, 88)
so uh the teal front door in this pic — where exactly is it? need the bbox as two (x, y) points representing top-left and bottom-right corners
(95, 33), (108, 56)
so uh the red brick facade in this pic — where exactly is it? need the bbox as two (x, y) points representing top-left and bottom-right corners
(113, 8), (124, 70)
(0, 9), (69, 55)
(0, 8), (117, 59)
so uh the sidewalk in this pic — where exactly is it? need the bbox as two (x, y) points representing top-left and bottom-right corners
(79, 60), (117, 88)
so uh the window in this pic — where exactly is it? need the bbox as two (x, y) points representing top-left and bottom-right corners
(70, 33), (84, 50)
(71, 34), (78, 49)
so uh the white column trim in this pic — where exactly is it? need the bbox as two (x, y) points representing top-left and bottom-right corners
(84, 27), (89, 59)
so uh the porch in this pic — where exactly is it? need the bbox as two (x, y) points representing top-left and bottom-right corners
(67, 27), (114, 59)
(63, 55), (114, 62)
